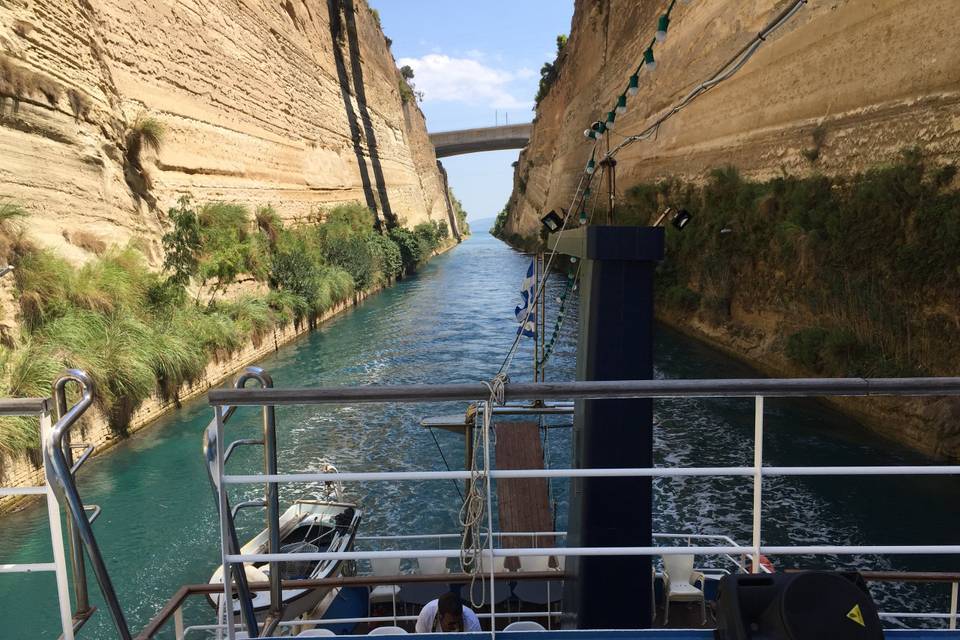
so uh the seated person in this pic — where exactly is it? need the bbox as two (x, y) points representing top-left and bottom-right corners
(415, 591), (481, 633)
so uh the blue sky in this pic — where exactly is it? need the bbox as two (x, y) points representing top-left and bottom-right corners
(370, 1), (574, 223)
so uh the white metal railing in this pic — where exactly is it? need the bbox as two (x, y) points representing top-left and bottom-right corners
(206, 375), (960, 638)
(0, 398), (75, 640)
(183, 611), (563, 638)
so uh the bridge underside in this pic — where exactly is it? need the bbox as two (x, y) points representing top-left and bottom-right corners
(434, 137), (530, 158)
(429, 123), (531, 158)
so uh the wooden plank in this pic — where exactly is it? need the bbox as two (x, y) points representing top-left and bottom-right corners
(495, 421), (554, 549)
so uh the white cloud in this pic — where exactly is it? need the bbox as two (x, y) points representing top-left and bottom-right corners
(397, 54), (534, 110)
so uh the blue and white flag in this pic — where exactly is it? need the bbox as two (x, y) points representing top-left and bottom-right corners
(514, 259), (537, 338)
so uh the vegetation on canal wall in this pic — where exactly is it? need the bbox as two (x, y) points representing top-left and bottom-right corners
(495, 151), (960, 458)
(632, 151), (959, 382)
(0, 199), (456, 458)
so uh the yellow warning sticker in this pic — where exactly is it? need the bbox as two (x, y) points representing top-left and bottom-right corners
(847, 604), (865, 627)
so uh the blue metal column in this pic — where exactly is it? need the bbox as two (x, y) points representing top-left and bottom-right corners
(551, 226), (664, 629)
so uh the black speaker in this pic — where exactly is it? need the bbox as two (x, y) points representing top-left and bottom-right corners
(715, 571), (883, 640)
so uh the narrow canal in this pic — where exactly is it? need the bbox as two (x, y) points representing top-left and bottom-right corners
(1, 231), (958, 638)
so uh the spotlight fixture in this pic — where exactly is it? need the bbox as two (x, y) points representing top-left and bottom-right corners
(540, 209), (565, 233)
(671, 208), (692, 230)
(652, 207), (693, 231)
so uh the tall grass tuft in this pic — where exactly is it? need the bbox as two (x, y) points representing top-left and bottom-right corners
(621, 151), (960, 378)
(0, 196), (434, 452)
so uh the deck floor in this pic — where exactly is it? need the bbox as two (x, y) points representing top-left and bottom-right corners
(495, 422), (554, 549)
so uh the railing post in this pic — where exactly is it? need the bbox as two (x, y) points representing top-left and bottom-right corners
(174, 605), (185, 640)
(261, 388), (282, 618)
(54, 379), (90, 619)
(215, 405), (236, 640)
(950, 580), (958, 630)
(751, 396), (764, 573)
(485, 399), (496, 637)
(41, 409), (75, 640)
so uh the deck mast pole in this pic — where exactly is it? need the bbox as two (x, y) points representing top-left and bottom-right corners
(533, 252), (541, 381)
(549, 224), (664, 629)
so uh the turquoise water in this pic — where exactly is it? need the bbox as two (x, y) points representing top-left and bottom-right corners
(1, 231), (958, 638)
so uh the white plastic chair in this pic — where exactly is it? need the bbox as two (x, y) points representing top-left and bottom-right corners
(297, 630), (337, 637)
(479, 554), (508, 574)
(504, 621), (546, 631)
(518, 555), (551, 572)
(661, 554), (706, 625)
(417, 556), (449, 575)
(551, 555), (565, 572)
(368, 625), (408, 635)
(369, 557), (403, 622)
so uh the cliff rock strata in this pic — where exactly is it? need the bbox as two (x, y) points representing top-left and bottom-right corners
(507, 0), (960, 239)
(505, 0), (960, 459)
(0, 0), (450, 263)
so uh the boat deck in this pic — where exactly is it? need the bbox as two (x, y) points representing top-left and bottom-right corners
(495, 421), (553, 549)
(249, 631), (960, 639)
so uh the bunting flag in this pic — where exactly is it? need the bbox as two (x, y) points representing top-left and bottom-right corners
(514, 259), (537, 338)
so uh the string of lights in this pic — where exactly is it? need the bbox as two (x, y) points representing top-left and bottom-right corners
(536, 173), (605, 369)
(601, 0), (808, 158)
(499, 0), (807, 379)
(495, 155), (597, 376)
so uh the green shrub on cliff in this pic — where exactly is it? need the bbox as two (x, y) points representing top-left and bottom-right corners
(627, 150), (960, 377)
(413, 221), (441, 253)
(0, 197), (434, 453)
(534, 35), (567, 107)
(368, 233), (403, 281)
(491, 206), (509, 236)
(449, 189), (469, 235)
(389, 226), (424, 273)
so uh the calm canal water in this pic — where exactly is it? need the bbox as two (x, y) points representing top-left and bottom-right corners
(1, 230), (958, 638)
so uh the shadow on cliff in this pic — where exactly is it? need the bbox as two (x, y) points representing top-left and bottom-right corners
(328, 0), (396, 230)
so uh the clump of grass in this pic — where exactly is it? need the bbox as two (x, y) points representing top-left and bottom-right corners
(622, 150), (960, 378)
(0, 339), (61, 454)
(0, 195), (443, 452)
(125, 115), (165, 191)
(255, 205), (283, 247)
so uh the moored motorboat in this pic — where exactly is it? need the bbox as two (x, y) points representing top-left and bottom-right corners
(208, 478), (362, 621)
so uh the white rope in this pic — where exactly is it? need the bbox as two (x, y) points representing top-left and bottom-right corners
(459, 373), (507, 607)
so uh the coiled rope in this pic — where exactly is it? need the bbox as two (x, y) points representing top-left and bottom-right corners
(459, 373), (507, 607)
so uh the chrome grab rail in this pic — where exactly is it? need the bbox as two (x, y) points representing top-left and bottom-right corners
(46, 369), (132, 639)
(0, 395), (77, 640)
(202, 366), (282, 637)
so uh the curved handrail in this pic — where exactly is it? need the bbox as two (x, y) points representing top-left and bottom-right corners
(46, 369), (132, 640)
(202, 366), (276, 637)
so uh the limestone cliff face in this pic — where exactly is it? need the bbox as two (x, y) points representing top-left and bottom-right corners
(0, 0), (449, 264)
(506, 0), (960, 239)
(504, 0), (960, 459)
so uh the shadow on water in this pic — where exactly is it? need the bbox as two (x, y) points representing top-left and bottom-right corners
(327, 0), (395, 229)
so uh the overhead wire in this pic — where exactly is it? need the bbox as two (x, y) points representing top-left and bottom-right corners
(607, 0), (808, 158)
(504, 0), (810, 375)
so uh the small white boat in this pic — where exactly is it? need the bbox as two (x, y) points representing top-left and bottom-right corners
(208, 475), (362, 621)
